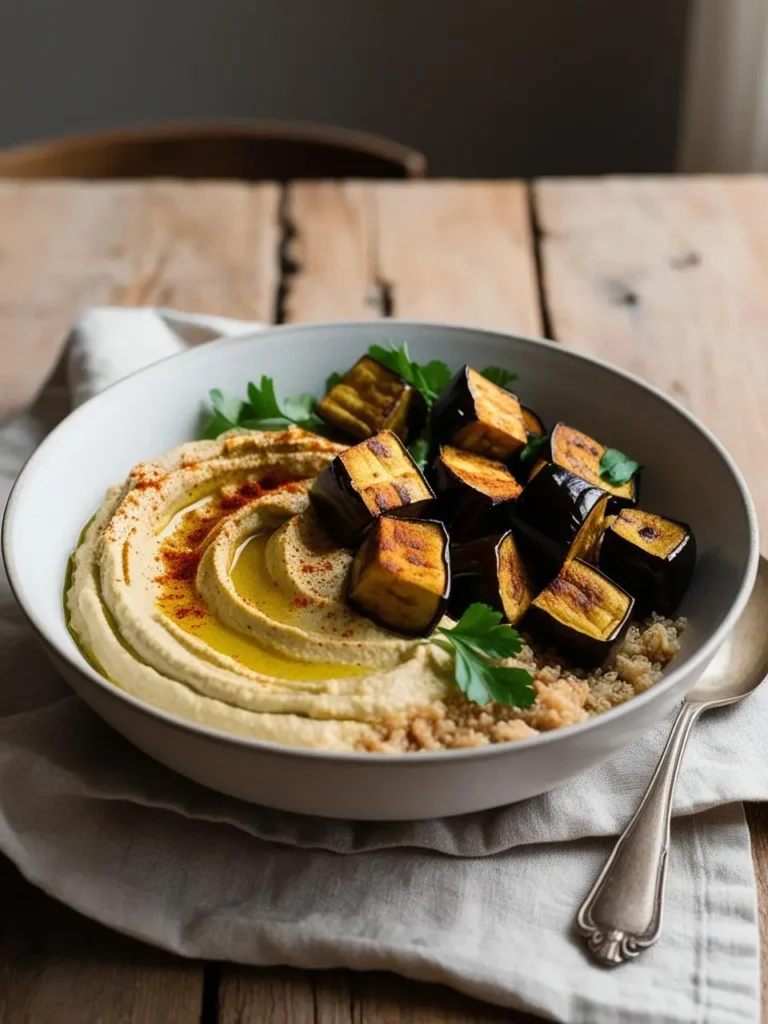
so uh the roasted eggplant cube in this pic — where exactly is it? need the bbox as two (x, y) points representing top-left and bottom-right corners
(431, 445), (522, 542)
(521, 405), (546, 438)
(525, 558), (634, 667)
(450, 530), (535, 625)
(546, 422), (639, 508)
(310, 430), (434, 546)
(511, 462), (610, 578)
(315, 355), (427, 443)
(431, 366), (528, 460)
(599, 508), (696, 617)
(348, 517), (450, 636)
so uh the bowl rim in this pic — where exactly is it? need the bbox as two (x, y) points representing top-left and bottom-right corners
(2, 319), (760, 767)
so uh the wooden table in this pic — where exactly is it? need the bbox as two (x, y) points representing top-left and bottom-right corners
(1, 176), (767, 1023)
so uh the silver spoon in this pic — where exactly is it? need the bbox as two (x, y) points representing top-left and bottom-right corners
(576, 555), (768, 966)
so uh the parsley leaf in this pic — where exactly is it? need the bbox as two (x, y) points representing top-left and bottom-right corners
(367, 342), (451, 407)
(481, 366), (519, 390)
(519, 433), (548, 465)
(201, 377), (335, 439)
(407, 436), (430, 472)
(325, 370), (344, 391)
(414, 359), (453, 400)
(433, 603), (535, 708)
(599, 447), (641, 486)
(200, 389), (249, 438)
(246, 377), (282, 419)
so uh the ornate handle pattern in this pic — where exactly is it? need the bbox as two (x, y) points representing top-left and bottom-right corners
(576, 700), (704, 966)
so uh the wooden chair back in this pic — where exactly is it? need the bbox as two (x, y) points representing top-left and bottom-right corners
(0, 121), (426, 180)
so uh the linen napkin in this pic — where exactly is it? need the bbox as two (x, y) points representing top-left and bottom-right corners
(0, 308), (764, 1023)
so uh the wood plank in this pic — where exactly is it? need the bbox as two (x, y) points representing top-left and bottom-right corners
(533, 175), (768, 535)
(284, 180), (541, 334)
(744, 803), (768, 1018)
(217, 967), (541, 1024)
(352, 973), (538, 1023)
(281, 181), (380, 322)
(0, 855), (203, 1023)
(0, 180), (280, 422)
(218, 179), (543, 1022)
(218, 967), (353, 1024)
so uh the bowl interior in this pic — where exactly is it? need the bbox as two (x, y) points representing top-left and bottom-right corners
(3, 321), (757, 723)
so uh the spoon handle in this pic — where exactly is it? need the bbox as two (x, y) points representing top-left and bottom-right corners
(576, 700), (704, 965)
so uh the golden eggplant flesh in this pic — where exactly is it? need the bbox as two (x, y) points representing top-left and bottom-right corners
(310, 430), (434, 546)
(432, 445), (522, 542)
(450, 530), (535, 625)
(315, 355), (428, 443)
(348, 516), (450, 636)
(599, 508), (696, 617)
(525, 558), (634, 666)
(547, 422), (638, 508)
(431, 366), (528, 460)
(511, 462), (610, 578)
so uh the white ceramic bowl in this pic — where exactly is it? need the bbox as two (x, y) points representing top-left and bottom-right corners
(2, 322), (759, 820)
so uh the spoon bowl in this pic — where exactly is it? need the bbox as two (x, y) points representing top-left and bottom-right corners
(686, 555), (768, 707)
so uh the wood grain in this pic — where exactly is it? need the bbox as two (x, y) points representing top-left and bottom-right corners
(218, 968), (353, 1024)
(217, 968), (540, 1023)
(534, 175), (768, 536)
(0, 855), (203, 1023)
(0, 180), (280, 423)
(745, 803), (768, 1018)
(352, 973), (537, 1023)
(284, 180), (541, 334)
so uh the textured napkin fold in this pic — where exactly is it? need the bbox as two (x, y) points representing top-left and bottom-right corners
(0, 307), (763, 1022)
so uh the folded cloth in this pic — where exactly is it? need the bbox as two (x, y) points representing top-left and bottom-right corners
(0, 308), (762, 1023)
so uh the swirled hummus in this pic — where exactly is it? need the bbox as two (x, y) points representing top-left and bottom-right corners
(66, 426), (684, 753)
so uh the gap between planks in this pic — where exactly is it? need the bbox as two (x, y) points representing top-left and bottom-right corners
(278, 180), (542, 333)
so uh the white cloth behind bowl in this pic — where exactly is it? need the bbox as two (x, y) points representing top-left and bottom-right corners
(0, 307), (765, 1023)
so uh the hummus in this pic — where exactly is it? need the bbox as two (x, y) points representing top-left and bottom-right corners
(67, 426), (684, 753)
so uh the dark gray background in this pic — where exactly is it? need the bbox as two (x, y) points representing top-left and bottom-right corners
(0, 0), (691, 176)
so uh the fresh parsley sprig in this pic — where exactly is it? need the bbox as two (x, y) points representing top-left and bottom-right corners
(201, 342), (521, 443)
(432, 603), (536, 708)
(201, 377), (334, 440)
(367, 343), (452, 407)
(599, 447), (641, 486)
(407, 436), (430, 472)
(479, 366), (519, 389)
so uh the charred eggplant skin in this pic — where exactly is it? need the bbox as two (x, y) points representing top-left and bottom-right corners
(450, 529), (535, 624)
(310, 430), (434, 547)
(521, 406), (546, 438)
(315, 355), (428, 443)
(431, 365), (527, 459)
(450, 533), (503, 619)
(599, 509), (696, 617)
(348, 516), (450, 636)
(430, 445), (522, 543)
(524, 558), (634, 667)
(510, 462), (609, 578)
